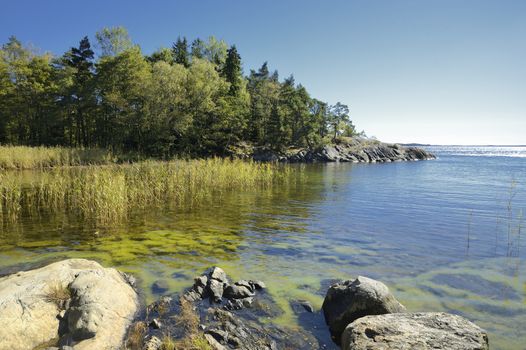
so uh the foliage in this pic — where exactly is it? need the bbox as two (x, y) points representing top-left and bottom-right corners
(0, 156), (292, 227)
(0, 29), (358, 155)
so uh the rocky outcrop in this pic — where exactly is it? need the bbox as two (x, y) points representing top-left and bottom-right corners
(322, 276), (406, 344)
(0, 259), (138, 350)
(248, 138), (435, 163)
(133, 267), (322, 350)
(183, 267), (264, 312)
(341, 312), (490, 350)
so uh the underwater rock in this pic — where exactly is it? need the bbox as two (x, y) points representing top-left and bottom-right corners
(322, 275), (406, 344)
(151, 280), (169, 294)
(139, 267), (322, 350)
(0, 259), (138, 350)
(341, 312), (489, 350)
(291, 300), (315, 313)
(203, 308), (318, 349)
(249, 280), (266, 290)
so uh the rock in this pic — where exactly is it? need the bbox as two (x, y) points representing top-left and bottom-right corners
(149, 318), (162, 329)
(249, 280), (266, 290)
(143, 335), (162, 350)
(208, 267), (228, 283)
(209, 279), (225, 303)
(322, 276), (406, 344)
(224, 297), (254, 311)
(204, 308), (319, 349)
(152, 280), (169, 294)
(292, 300), (314, 313)
(223, 284), (255, 299)
(0, 259), (138, 350)
(247, 137), (435, 163)
(205, 333), (227, 350)
(341, 312), (489, 350)
(235, 280), (254, 292)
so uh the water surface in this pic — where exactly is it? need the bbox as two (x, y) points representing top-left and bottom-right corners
(1, 146), (525, 349)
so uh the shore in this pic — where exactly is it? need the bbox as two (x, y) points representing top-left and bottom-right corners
(232, 137), (435, 163)
(0, 259), (488, 350)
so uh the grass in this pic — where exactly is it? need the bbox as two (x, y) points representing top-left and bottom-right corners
(0, 158), (294, 228)
(43, 281), (71, 310)
(125, 322), (147, 350)
(125, 298), (211, 350)
(161, 297), (211, 350)
(0, 145), (115, 169)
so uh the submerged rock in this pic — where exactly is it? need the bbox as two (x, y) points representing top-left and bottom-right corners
(138, 267), (323, 350)
(341, 312), (489, 350)
(0, 259), (138, 350)
(322, 276), (406, 344)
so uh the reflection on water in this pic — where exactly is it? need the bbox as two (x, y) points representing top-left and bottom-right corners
(1, 147), (525, 350)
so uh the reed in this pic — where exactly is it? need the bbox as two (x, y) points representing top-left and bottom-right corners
(0, 158), (295, 228)
(0, 145), (115, 170)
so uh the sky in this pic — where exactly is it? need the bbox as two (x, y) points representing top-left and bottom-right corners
(1, 0), (525, 145)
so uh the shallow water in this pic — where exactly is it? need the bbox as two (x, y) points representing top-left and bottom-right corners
(1, 146), (525, 349)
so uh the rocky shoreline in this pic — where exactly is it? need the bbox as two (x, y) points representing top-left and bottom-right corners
(0, 259), (489, 350)
(232, 138), (435, 163)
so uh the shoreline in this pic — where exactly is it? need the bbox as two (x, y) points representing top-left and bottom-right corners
(0, 260), (488, 350)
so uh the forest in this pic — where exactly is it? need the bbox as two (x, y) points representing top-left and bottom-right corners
(0, 27), (358, 157)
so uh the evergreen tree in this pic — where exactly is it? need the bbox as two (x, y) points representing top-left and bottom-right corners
(222, 45), (242, 96)
(172, 37), (189, 67)
(64, 36), (96, 146)
(190, 38), (205, 59)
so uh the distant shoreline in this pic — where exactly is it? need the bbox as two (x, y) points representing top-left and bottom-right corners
(401, 144), (526, 147)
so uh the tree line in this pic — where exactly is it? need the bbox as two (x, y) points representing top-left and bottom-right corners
(0, 27), (358, 157)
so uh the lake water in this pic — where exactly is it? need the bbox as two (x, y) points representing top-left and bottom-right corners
(1, 146), (525, 349)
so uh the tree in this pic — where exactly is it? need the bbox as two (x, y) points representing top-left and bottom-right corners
(143, 61), (189, 156)
(328, 102), (350, 140)
(95, 27), (132, 57)
(222, 45), (242, 96)
(202, 36), (228, 67)
(172, 37), (189, 67)
(247, 62), (279, 144)
(0, 28), (360, 155)
(95, 46), (151, 151)
(147, 47), (172, 64)
(63, 36), (96, 146)
(190, 38), (205, 59)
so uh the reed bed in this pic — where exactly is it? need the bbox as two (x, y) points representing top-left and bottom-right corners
(0, 145), (115, 169)
(0, 158), (293, 227)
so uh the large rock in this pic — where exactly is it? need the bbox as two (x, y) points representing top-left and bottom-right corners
(322, 276), (406, 344)
(0, 259), (138, 350)
(341, 312), (489, 350)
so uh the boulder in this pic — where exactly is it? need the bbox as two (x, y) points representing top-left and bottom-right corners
(341, 312), (489, 350)
(0, 259), (138, 350)
(223, 283), (255, 299)
(322, 276), (405, 344)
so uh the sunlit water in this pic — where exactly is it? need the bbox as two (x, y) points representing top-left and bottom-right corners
(1, 146), (525, 349)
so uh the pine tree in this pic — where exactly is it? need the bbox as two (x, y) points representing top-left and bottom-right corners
(222, 45), (242, 95)
(267, 102), (283, 149)
(172, 37), (189, 67)
(64, 36), (96, 146)
(190, 38), (205, 59)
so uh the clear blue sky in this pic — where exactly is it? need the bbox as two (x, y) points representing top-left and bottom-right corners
(2, 0), (525, 145)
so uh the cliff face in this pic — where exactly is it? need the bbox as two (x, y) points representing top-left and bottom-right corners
(249, 138), (435, 163)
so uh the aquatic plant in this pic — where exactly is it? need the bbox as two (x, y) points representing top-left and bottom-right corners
(0, 146), (115, 170)
(0, 158), (295, 228)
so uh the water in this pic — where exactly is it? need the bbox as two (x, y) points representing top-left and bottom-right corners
(1, 146), (525, 349)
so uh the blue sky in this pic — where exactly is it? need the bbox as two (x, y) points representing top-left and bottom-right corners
(1, 0), (525, 145)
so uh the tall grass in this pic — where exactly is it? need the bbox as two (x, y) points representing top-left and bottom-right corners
(0, 158), (294, 228)
(0, 145), (115, 169)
